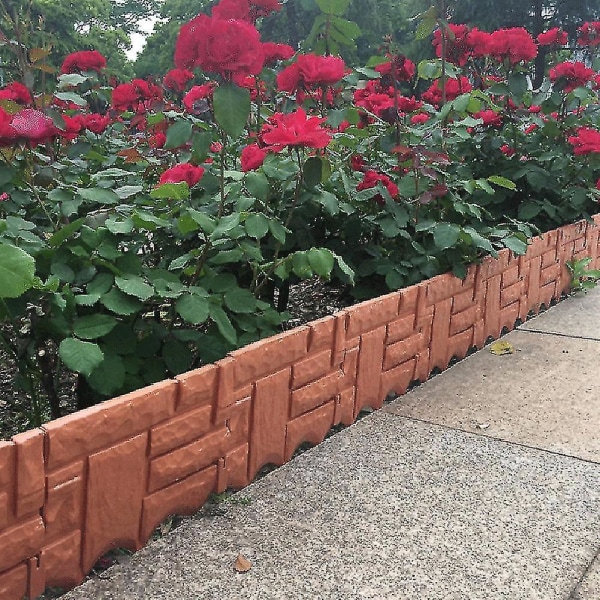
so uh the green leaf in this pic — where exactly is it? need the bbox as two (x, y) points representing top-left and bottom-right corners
(503, 235), (528, 255)
(224, 287), (257, 314)
(78, 187), (120, 205)
(488, 175), (516, 190)
(245, 213), (269, 239)
(176, 294), (210, 324)
(210, 304), (237, 345)
(87, 354), (126, 396)
(245, 172), (270, 201)
(59, 338), (104, 377)
(105, 216), (135, 234)
(54, 91), (87, 107)
(0, 244), (35, 298)
(315, 0), (350, 16)
(433, 223), (461, 250)
(150, 182), (190, 200)
(187, 209), (216, 234)
(303, 156), (324, 189)
(115, 275), (154, 301)
(73, 314), (118, 340)
(164, 120), (193, 149)
(211, 213), (241, 240)
(292, 251), (313, 279)
(213, 83), (251, 139)
(48, 218), (85, 247)
(307, 248), (335, 278)
(163, 339), (193, 375)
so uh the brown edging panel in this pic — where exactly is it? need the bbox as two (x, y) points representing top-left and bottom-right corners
(0, 216), (599, 599)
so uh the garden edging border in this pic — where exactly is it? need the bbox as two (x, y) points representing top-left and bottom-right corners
(0, 215), (599, 599)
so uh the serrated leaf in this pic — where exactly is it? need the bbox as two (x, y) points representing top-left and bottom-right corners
(213, 83), (250, 139)
(224, 287), (257, 314)
(150, 182), (190, 200)
(87, 354), (126, 396)
(162, 339), (193, 375)
(0, 244), (35, 298)
(78, 187), (120, 205)
(488, 175), (516, 190)
(115, 275), (154, 301)
(210, 304), (237, 344)
(176, 294), (210, 324)
(433, 223), (461, 250)
(245, 213), (269, 239)
(59, 338), (104, 377)
(164, 120), (193, 149)
(73, 314), (118, 339)
(307, 247), (334, 278)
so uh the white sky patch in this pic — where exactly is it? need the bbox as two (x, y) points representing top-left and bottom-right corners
(126, 16), (160, 60)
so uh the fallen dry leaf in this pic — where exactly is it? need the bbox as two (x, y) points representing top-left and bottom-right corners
(234, 554), (252, 573)
(489, 340), (515, 355)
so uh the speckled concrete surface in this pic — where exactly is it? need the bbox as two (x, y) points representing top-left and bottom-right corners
(518, 288), (600, 340)
(64, 414), (600, 600)
(572, 554), (600, 599)
(383, 330), (600, 462)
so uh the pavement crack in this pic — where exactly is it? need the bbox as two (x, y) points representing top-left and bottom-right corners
(516, 328), (600, 342)
(566, 545), (600, 600)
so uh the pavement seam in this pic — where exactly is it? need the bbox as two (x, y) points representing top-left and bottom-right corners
(566, 546), (600, 600)
(380, 412), (600, 466)
(516, 327), (600, 342)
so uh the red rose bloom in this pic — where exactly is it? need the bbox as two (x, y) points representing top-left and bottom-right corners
(421, 77), (472, 106)
(261, 108), (332, 150)
(276, 63), (302, 93)
(61, 50), (107, 74)
(183, 83), (215, 113)
(58, 114), (85, 141)
(112, 79), (163, 113)
(433, 24), (472, 66)
(0, 81), (33, 105)
(163, 69), (195, 93)
(241, 143), (268, 171)
(577, 22), (600, 47)
(357, 170), (399, 205)
(296, 53), (345, 87)
(10, 109), (58, 144)
(0, 107), (17, 145)
(262, 42), (295, 65)
(174, 14), (265, 80)
(375, 55), (415, 82)
(397, 96), (423, 113)
(486, 28), (537, 64)
(82, 113), (111, 134)
(159, 163), (205, 186)
(568, 127), (600, 155)
(411, 113), (430, 125)
(549, 61), (596, 93)
(212, 0), (281, 22)
(537, 27), (568, 47)
(474, 109), (502, 127)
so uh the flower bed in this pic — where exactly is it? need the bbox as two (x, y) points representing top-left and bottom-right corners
(0, 214), (598, 599)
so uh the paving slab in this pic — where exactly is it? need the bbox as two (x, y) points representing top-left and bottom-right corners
(64, 414), (600, 600)
(572, 553), (600, 599)
(518, 289), (600, 340)
(383, 330), (600, 462)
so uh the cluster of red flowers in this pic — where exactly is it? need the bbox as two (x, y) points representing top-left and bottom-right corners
(567, 127), (600, 155)
(159, 163), (205, 186)
(112, 79), (163, 113)
(277, 54), (345, 94)
(577, 22), (600, 47)
(433, 24), (537, 66)
(174, 0), (282, 81)
(0, 81), (33, 105)
(422, 76), (473, 106)
(60, 50), (107, 74)
(549, 61), (596, 93)
(357, 170), (399, 205)
(537, 27), (568, 47)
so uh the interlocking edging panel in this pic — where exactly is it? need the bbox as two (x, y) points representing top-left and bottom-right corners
(0, 217), (596, 599)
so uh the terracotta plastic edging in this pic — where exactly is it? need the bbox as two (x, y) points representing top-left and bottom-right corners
(0, 215), (599, 599)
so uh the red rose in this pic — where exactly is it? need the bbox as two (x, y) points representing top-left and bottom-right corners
(163, 69), (195, 93)
(82, 113), (111, 134)
(183, 83), (215, 113)
(10, 109), (58, 143)
(411, 113), (430, 125)
(112, 79), (163, 113)
(486, 28), (537, 64)
(596, 178), (600, 191)
(58, 114), (85, 140)
(421, 77), (472, 106)
(357, 170), (399, 205)
(61, 50), (107, 74)
(0, 107), (17, 145)
(537, 27), (568, 47)
(261, 108), (331, 150)
(0, 82), (33, 105)
(577, 22), (600, 47)
(549, 61), (596, 93)
(262, 42), (295, 65)
(159, 163), (205, 186)
(174, 14), (265, 80)
(296, 54), (345, 87)
(276, 63), (302, 93)
(568, 127), (600, 155)
(473, 109), (502, 127)
(433, 24), (472, 66)
(241, 143), (268, 171)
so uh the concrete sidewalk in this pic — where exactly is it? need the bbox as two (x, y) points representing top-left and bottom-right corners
(64, 290), (600, 600)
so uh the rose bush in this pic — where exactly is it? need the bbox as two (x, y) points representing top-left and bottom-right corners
(0, 0), (599, 430)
